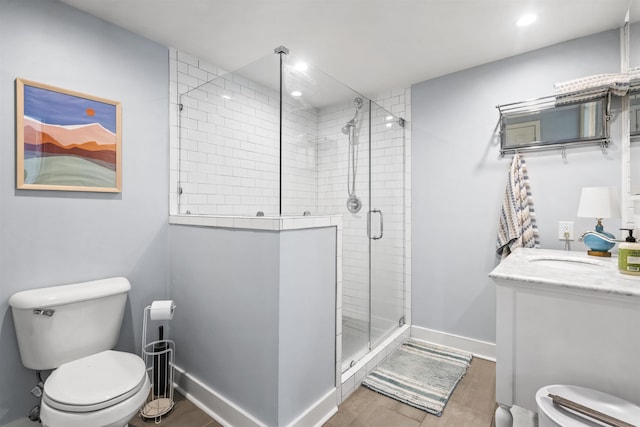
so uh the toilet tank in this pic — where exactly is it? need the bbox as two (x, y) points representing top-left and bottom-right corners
(8, 277), (131, 370)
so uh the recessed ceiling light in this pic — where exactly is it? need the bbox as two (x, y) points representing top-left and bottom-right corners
(294, 62), (308, 72)
(386, 123), (393, 128)
(385, 115), (394, 121)
(516, 13), (537, 27)
(291, 91), (302, 97)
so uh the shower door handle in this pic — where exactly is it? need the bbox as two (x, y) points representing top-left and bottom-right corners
(368, 209), (383, 240)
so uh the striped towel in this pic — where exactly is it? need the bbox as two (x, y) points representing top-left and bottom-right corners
(497, 153), (539, 259)
(554, 73), (630, 96)
(554, 73), (630, 105)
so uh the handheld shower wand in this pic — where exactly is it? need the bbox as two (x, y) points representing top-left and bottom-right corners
(342, 98), (363, 135)
(345, 97), (364, 213)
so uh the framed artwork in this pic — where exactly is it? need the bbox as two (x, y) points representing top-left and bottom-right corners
(16, 78), (122, 192)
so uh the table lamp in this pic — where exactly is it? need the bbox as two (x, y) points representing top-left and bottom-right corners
(577, 187), (620, 257)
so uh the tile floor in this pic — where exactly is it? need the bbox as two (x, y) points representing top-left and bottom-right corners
(326, 358), (496, 426)
(128, 392), (221, 427)
(128, 358), (496, 427)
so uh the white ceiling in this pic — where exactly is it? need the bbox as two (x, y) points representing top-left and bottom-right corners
(60, 0), (639, 98)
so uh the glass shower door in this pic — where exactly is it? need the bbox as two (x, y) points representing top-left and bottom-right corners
(340, 99), (404, 371)
(342, 99), (404, 369)
(278, 53), (404, 371)
(369, 102), (405, 349)
(339, 99), (372, 372)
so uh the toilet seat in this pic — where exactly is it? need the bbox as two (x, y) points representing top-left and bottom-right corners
(43, 350), (147, 413)
(536, 384), (640, 426)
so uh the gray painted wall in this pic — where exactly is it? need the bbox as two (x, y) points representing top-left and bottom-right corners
(278, 228), (335, 426)
(169, 225), (336, 426)
(169, 225), (281, 425)
(0, 0), (169, 422)
(411, 30), (623, 344)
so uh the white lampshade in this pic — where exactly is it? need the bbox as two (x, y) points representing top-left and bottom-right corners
(577, 187), (620, 219)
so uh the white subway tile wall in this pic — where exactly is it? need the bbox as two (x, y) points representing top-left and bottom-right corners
(174, 53), (321, 216)
(169, 48), (412, 380)
(282, 100), (320, 215)
(317, 96), (407, 370)
(317, 100), (371, 326)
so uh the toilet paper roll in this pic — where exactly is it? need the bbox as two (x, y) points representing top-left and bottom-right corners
(149, 300), (175, 320)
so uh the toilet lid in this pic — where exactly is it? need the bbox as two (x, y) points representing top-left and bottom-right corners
(536, 384), (640, 426)
(43, 350), (147, 413)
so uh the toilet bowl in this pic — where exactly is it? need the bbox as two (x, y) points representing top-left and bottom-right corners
(536, 384), (640, 426)
(8, 277), (151, 427)
(40, 350), (150, 427)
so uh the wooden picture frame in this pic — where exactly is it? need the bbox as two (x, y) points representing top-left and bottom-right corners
(16, 78), (122, 192)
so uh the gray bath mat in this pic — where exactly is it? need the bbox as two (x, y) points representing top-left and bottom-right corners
(362, 339), (472, 416)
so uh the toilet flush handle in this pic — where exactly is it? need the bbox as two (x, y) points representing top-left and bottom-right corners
(33, 308), (55, 317)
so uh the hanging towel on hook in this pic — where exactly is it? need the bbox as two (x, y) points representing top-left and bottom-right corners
(497, 153), (539, 259)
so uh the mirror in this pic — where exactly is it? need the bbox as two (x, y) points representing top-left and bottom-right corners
(630, 15), (640, 195)
(630, 84), (640, 193)
(632, 90), (640, 137)
(631, 14), (640, 137)
(631, 4), (640, 70)
(500, 96), (608, 153)
(631, 16), (640, 138)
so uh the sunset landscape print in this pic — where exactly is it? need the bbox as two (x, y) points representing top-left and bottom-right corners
(16, 79), (121, 192)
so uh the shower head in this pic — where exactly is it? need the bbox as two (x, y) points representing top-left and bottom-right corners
(341, 120), (354, 135)
(342, 98), (364, 135)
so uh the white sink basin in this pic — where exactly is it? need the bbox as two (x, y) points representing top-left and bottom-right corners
(527, 255), (609, 271)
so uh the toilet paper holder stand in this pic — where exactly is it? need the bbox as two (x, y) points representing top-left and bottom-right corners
(140, 301), (176, 421)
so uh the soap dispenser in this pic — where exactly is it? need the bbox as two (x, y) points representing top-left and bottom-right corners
(618, 229), (640, 276)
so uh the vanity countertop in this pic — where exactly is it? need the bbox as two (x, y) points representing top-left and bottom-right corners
(489, 247), (640, 298)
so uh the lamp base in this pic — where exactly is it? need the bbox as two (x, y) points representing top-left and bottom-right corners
(587, 250), (612, 257)
(583, 228), (616, 255)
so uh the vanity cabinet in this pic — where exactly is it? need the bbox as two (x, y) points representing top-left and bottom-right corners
(489, 248), (640, 426)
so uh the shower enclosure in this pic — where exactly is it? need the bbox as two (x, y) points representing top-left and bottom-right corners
(175, 47), (405, 374)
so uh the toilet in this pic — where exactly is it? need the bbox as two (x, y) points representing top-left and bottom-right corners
(536, 384), (640, 426)
(9, 277), (150, 427)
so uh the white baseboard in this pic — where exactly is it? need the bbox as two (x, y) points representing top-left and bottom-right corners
(410, 325), (496, 361)
(285, 388), (337, 427)
(174, 365), (337, 427)
(173, 365), (267, 427)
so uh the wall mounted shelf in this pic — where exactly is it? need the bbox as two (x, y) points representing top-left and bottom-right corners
(497, 89), (611, 157)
